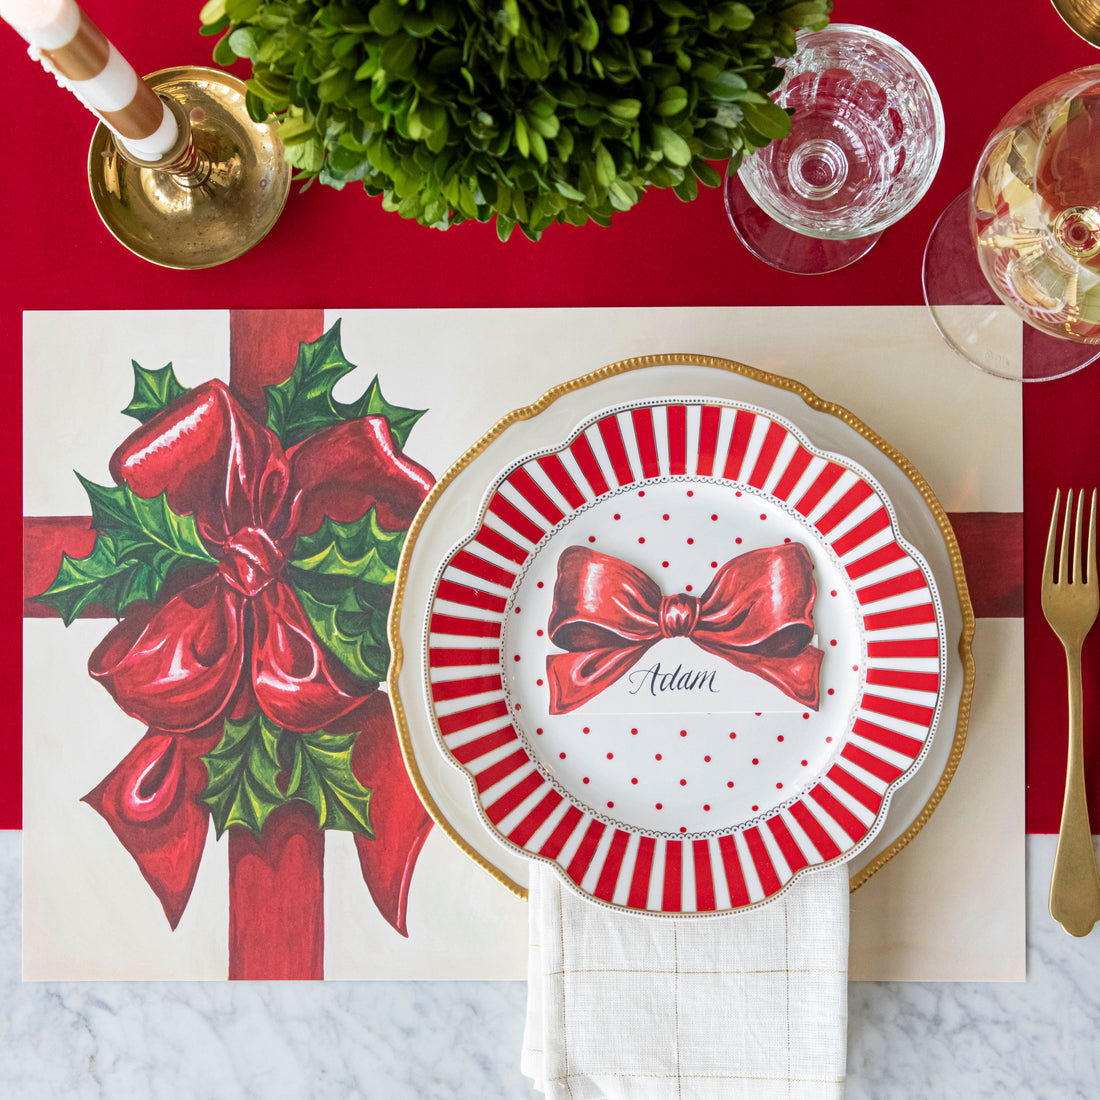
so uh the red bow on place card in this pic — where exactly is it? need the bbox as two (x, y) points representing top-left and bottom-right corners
(35, 321), (438, 968)
(545, 543), (823, 714)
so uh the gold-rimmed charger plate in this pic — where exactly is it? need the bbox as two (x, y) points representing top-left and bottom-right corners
(389, 354), (975, 902)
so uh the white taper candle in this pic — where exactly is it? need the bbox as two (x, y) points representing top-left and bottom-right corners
(0, 0), (180, 161)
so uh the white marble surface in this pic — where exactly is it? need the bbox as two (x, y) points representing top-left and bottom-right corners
(1, 831), (1097, 1099)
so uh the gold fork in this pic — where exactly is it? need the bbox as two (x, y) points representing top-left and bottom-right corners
(1043, 488), (1100, 936)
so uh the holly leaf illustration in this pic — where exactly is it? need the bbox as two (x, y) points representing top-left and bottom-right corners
(287, 507), (406, 682)
(36, 477), (216, 624)
(122, 360), (189, 423)
(286, 727), (373, 837)
(290, 509), (406, 586)
(264, 320), (425, 449)
(200, 712), (287, 838)
(335, 376), (425, 451)
(294, 585), (391, 683)
(263, 321), (350, 445)
(79, 475), (216, 570)
(35, 536), (162, 625)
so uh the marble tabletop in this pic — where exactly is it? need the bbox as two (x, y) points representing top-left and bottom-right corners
(1, 831), (1096, 1099)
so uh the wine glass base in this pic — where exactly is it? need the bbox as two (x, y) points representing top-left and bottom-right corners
(922, 191), (1100, 381)
(723, 170), (882, 275)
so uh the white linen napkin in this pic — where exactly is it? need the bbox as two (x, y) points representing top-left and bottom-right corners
(521, 862), (849, 1100)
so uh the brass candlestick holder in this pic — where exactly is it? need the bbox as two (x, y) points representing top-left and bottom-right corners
(88, 66), (291, 270)
(1051, 0), (1100, 45)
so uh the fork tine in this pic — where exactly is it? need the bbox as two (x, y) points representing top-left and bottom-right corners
(1046, 488), (1062, 583)
(1088, 489), (1097, 588)
(1073, 488), (1085, 585)
(1061, 488), (1074, 585)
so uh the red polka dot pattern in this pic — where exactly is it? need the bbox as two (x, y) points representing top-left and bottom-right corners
(421, 397), (946, 916)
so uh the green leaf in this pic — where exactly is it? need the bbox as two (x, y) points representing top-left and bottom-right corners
(199, 0), (227, 25)
(264, 321), (350, 444)
(656, 125), (692, 167)
(593, 142), (615, 187)
(499, 0), (521, 40)
(261, 321), (424, 448)
(286, 728), (373, 836)
(34, 536), (161, 626)
(403, 10), (437, 37)
(781, 1), (832, 31)
(554, 179), (587, 202)
(212, 30), (237, 66)
(245, 90), (271, 123)
(264, 321), (427, 448)
(381, 33), (419, 79)
(38, 476), (217, 624)
(606, 98), (641, 121)
(691, 158), (722, 188)
(199, 14), (229, 35)
(79, 476), (216, 570)
(369, 0), (404, 35)
(527, 111), (560, 139)
(577, 9), (599, 50)
(288, 506), (406, 682)
(276, 115), (319, 145)
(721, 3), (755, 30)
(121, 360), (189, 423)
(227, 26), (262, 59)
(528, 130), (548, 165)
(290, 508), (405, 586)
(741, 99), (793, 141)
(200, 714), (287, 838)
(225, 0), (262, 19)
(706, 70), (750, 101)
(293, 585), (390, 682)
(608, 4), (630, 34)
(318, 70), (353, 103)
(514, 115), (530, 159)
(285, 137), (325, 173)
(608, 179), (638, 211)
(673, 172), (698, 202)
(657, 85), (689, 116)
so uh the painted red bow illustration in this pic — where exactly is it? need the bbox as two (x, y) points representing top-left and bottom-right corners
(546, 543), (823, 713)
(88, 378), (430, 734)
(33, 315), (439, 978)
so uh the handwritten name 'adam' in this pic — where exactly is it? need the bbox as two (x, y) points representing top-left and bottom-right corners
(626, 662), (720, 697)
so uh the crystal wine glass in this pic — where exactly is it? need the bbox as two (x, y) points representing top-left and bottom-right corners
(724, 24), (945, 275)
(923, 66), (1100, 380)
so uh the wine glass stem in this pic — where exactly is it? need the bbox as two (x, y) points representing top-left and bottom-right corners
(788, 139), (849, 201)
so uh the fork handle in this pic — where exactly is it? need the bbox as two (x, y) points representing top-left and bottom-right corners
(1049, 642), (1100, 937)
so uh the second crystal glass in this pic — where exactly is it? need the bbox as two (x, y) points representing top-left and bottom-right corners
(923, 66), (1100, 381)
(724, 24), (945, 274)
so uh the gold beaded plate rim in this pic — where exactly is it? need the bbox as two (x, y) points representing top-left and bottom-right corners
(388, 353), (975, 905)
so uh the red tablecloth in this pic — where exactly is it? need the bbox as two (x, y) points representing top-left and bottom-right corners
(4, 0), (1098, 832)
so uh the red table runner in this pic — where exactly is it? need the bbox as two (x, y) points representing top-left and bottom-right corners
(5, 0), (1099, 834)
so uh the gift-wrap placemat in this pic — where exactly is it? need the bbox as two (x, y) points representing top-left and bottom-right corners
(22, 306), (1022, 981)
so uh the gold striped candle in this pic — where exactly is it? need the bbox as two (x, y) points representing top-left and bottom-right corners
(0, 0), (179, 161)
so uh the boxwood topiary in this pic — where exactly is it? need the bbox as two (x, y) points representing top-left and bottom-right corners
(199, 0), (831, 241)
